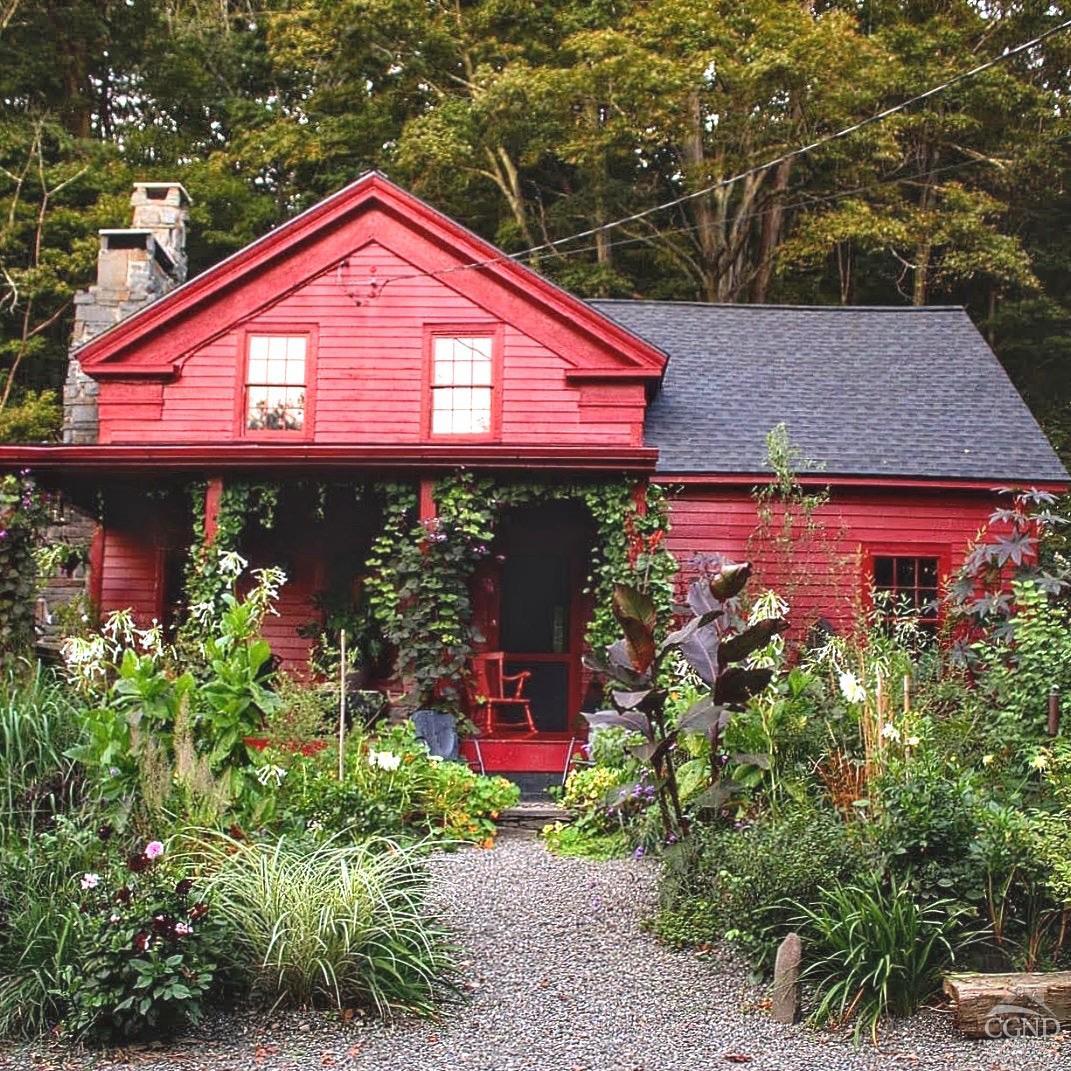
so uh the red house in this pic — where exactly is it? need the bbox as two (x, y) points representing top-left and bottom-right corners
(2, 173), (1066, 773)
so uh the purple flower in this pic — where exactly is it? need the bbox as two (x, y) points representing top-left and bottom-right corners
(144, 840), (165, 860)
(632, 846), (646, 860)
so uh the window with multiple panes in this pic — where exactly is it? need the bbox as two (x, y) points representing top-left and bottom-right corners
(872, 554), (941, 628)
(245, 335), (307, 432)
(430, 335), (494, 436)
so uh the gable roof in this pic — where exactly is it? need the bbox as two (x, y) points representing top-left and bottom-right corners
(77, 172), (665, 383)
(590, 300), (1068, 483)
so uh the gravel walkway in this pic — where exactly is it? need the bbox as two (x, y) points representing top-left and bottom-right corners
(2, 834), (1066, 1071)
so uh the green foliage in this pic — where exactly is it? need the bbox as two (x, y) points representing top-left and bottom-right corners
(0, 472), (48, 656)
(63, 839), (224, 1043)
(267, 723), (519, 846)
(788, 876), (972, 1042)
(542, 821), (630, 860)
(65, 569), (284, 820)
(364, 474), (675, 711)
(0, 816), (99, 1038)
(0, 389), (60, 442)
(656, 805), (866, 968)
(177, 479), (279, 659)
(194, 833), (453, 1016)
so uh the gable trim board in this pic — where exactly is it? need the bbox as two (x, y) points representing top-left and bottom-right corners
(75, 174), (665, 386)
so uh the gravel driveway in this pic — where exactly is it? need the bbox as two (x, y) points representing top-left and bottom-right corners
(2, 834), (1066, 1071)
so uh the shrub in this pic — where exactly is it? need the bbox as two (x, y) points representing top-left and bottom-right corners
(269, 723), (517, 845)
(63, 838), (225, 1043)
(787, 875), (972, 1041)
(196, 833), (453, 1016)
(656, 804), (867, 968)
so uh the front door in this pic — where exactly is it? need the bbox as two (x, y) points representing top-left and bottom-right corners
(480, 502), (591, 733)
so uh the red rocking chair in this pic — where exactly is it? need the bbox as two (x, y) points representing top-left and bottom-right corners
(470, 652), (538, 734)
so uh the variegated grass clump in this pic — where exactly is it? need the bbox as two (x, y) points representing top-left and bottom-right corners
(192, 833), (454, 1017)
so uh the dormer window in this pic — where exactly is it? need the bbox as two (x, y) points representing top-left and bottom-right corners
(428, 333), (496, 436)
(245, 334), (308, 433)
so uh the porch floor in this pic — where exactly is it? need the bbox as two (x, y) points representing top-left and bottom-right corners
(460, 731), (586, 775)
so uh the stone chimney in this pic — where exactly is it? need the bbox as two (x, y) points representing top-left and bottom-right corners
(63, 182), (191, 444)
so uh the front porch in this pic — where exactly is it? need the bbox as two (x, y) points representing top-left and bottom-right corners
(30, 462), (671, 775)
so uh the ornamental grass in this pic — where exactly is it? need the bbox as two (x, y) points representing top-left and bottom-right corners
(190, 832), (454, 1017)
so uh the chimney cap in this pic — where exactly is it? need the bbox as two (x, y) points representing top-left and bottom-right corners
(131, 181), (192, 206)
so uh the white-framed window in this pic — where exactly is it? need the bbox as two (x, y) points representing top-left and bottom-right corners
(245, 335), (307, 432)
(430, 335), (494, 436)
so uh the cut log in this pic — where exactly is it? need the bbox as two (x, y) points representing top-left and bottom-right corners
(944, 972), (1071, 1039)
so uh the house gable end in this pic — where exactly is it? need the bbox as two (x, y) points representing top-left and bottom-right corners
(77, 174), (666, 383)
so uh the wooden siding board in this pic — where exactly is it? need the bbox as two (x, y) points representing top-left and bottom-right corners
(97, 241), (646, 448)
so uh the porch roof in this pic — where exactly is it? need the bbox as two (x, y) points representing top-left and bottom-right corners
(0, 442), (659, 476)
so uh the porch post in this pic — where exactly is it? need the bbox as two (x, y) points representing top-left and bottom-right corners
(418, 477), (436, 523)
(203, 476), (223, 543)
(631, 478), (649, 516)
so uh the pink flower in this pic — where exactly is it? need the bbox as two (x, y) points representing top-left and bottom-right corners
(144, 840), (165, 860)
(175, 922), (193, 936)
(80, 872), (100, 890)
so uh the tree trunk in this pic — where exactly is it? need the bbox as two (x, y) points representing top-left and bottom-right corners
(751, 128), (795, 303)
(944, 972), (1071, 1039)
(681, 90), (721, 302)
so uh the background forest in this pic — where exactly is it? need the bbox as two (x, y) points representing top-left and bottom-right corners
(1, 0), (1070, 456)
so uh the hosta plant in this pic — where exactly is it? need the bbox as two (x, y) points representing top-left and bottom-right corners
(584, 562), (788, 838)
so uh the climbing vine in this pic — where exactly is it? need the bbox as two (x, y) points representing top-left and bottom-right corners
(362, 472), (676, 712)
(0, 469), (48, 658)
(177, 479), (279, 657)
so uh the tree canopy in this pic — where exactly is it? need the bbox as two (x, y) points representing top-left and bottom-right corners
(2, 0), (1070, 458)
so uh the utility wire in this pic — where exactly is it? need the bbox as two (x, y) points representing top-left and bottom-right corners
(348, 16), (1071, 294)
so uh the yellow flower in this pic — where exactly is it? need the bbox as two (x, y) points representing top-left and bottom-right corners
(982, 754), (995, 767)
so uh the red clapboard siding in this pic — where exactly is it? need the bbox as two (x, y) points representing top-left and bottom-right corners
(662, 484), (995, 634)
(97, 242), (646, 448)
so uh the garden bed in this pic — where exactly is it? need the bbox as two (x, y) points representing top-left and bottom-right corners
(2, 839), (1066, 1071)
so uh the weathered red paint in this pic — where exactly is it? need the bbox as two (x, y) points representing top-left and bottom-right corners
(460, 733), (586, 775)
(665, 484), (998, 636)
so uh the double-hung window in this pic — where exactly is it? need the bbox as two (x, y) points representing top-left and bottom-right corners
(244, 334), (308, 433)
(429, 334), (495, 436)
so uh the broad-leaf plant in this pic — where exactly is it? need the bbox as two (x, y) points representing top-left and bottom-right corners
(584, 561), (788, 838)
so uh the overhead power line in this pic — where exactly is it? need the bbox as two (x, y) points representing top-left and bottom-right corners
(348, 15), (1071, 294)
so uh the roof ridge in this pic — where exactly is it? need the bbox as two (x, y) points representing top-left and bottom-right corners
(589, 298), (966, 312)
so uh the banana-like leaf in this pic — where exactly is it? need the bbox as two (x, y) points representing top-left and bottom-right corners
(612, 583), (658, 631)
(582, 708), (654, 740)
(718, 617), (790, 665)
(680, 621), (720, 686)
(690, 778), (743, 813)
(630, 737), (674, 765)
(612, 688), (653, 710)
(714, 666), (775, 706)
(678, 697), (731, 735)
(709, 562), (753, 600)
(660, 608), (724, 653)
(620, 618), (656, 674)
(589, 645), (649, 689)
(686, 577), (720, 617)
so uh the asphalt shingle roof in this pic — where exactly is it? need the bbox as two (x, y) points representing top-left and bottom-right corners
(589, 300), (1068, 482)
